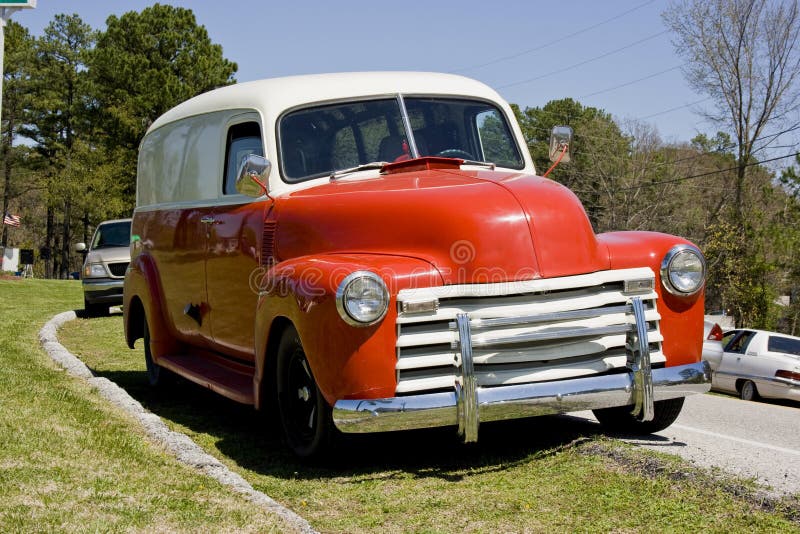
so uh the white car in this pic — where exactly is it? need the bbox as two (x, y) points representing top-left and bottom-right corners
(711, 329), (800, 403)
(701, 320), (724, 371)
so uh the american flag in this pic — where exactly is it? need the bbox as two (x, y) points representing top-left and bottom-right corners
(3, 213), (21, 227)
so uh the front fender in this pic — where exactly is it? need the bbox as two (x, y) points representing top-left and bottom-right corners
(253, 254), (442, 408)
(599, 231), (705, 366)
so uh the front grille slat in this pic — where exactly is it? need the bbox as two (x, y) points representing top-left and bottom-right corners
(395, 268), (663, 396)
(396, 287), (653, 324)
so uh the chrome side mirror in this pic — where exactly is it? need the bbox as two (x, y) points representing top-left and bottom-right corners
(74, 242), (87, 253)
(235, 154), (271, 197)
(549, 126), (573, 163)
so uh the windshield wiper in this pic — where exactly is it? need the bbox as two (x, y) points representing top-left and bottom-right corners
(460, 160), (496, 170)
(330, 161), (387, 181)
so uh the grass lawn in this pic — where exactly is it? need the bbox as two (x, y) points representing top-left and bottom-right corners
(4, 278), (799, 532)
(0, 279), (292, 532)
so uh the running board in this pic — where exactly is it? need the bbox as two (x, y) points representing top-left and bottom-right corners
(157, 353), (255, 405)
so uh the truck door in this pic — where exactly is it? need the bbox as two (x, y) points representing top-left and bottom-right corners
(204, 116), (266, 362)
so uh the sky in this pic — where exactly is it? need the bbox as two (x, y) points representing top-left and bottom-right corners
(10, 1), (713, 143)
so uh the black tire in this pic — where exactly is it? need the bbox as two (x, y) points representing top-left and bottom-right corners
(275, 326), (333, 459)
(143, 315), (171, 388)
(84, 297), (109, 317)
(740, 380), (759, 401)
(593, 397), (685, 434)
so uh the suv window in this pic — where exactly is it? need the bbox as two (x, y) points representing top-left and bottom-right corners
(224, 122), (263, 195)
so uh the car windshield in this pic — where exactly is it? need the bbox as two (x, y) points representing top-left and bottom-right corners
(278, 96), (523, 182)
(91, 221), (131, 249)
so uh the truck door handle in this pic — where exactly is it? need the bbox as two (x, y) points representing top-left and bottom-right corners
(200, 216), (221, 225)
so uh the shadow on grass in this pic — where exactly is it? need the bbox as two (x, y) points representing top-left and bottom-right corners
(87, 363), (607, 481)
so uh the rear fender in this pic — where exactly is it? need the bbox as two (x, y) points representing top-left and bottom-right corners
(123, 252), (179, 359)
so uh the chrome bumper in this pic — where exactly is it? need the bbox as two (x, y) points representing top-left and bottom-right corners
(333, 361), (711, 436)
(333, 297), (711, 441)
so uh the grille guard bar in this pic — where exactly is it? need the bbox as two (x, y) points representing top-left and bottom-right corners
(333, 297), (711, 441)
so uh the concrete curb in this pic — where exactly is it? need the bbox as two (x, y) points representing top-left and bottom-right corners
(39, 310), (318, 534)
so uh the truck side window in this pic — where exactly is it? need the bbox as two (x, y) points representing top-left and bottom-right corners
(224, 121), (263, 195)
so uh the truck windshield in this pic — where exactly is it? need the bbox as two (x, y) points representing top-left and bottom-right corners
(278, 96), (523, 182)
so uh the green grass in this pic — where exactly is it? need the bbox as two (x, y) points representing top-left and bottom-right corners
(0, 279), (290, 532)
(5, 279), (798, 533)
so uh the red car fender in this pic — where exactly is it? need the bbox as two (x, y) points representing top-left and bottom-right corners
(252, 254), (443, 408)
(599, 231), (705, 366)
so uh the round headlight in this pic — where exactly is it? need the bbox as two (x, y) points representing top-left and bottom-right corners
(660, 245), (705, 296)
(336, 271), (389, 326)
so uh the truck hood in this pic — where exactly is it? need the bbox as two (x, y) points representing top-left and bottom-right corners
(275, 163), (610, 283)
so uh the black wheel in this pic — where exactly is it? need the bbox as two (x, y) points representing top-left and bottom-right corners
(740, 380), (759, 401)
(84, 297), (109, 317)
(593, 397), (685, 434)
(143, 315), (171, 388)
(436, 148), (475, 160)
(276, 326), (333, 459)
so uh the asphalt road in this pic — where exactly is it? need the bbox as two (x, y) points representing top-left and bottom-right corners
(574, 394), (800, 496)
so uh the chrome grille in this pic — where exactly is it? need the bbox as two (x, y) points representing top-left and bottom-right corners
(107, 262), (129, 277)
(395, 268), (663, 395)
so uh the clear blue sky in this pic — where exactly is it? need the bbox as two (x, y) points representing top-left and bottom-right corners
(13, 0), (709, 143)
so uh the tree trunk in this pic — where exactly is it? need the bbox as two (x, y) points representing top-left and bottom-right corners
(45, 207), (54, 278)
(82, 211), (89, 244)
(60, 200), (71, 279)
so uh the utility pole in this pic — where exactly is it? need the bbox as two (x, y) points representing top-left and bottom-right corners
(0, 0), (35, 267)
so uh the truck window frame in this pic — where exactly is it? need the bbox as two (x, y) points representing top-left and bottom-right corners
(223, 120), (264, 196)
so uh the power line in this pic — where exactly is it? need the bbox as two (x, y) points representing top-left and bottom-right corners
(579, 65), (683, 98)
(599, 151), (800, 193)
(640, 97), (712, 119)
(452, 0), (657, 74)
(497, 30), (670, 89)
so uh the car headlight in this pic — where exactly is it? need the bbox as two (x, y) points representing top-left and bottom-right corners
(84, 263), (108, 278)
(660, 245), (705, 296)
(336, 271), (389, 326)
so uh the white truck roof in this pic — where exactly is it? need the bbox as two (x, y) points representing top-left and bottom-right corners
(148, 72), (508, 134)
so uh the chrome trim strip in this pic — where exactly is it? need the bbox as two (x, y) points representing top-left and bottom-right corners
(398, 267), (655, 301)
(82, 279), (125, 291)
(396, 94), (419, 158)
(713, 370), (800, 388)
(628, 297), (654, 421)
(455, 313), (479, 443)
(333, 362), (711, 434)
